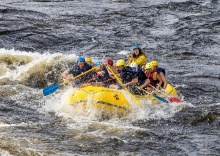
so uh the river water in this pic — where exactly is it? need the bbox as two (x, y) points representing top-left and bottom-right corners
(0, 0), (220, 155)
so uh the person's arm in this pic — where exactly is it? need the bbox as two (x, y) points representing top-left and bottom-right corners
(139, 78), (150, 89)
(159, 72), (167, 89)
(104, 63), (119, 76)
(62, 64), (77, 81)
(122, 78), (138, 87)
(126, 58), (133, 66)
(61, 71), (69, 80)
(156, 73), (163, 89)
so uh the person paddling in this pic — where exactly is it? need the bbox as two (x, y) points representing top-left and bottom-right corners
(149, 61), (180, 99)
(81, 61), (115, 87)
(139, 63), (164, 92)
(61, 57), (93, 87)
(129, 63), (147, 94)
(150, 61), (167, 89)
(109, 59), (137, 94)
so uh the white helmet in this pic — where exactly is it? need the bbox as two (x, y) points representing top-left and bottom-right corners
(129, 63), (138, 71)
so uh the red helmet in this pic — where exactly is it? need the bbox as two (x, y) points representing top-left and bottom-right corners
(106, 59), (113, 66)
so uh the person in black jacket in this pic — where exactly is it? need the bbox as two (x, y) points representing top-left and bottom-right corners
(61, 57), (92, 87)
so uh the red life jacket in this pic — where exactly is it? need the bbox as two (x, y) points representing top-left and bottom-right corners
(145, 70), (159, 87)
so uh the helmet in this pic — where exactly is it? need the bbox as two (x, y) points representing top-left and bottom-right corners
(77, 57), (85, 63)
(129, 63), (138, 71)
(95, 61), (102, 66)
(145, 63), (154, 70)
(116, 59), (126, 67)
(133, 45), (140, 50)
(85, 57), (92, 63)
(106, 59), (113, 66)
(150, 61), (158, 67)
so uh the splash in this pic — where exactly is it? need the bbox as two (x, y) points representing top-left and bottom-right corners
(0, 48), (77, 87)
(0, 149), (13, 156)
(41, 84), (189, 123)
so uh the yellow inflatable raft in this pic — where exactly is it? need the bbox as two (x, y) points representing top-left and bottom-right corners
(68, 83), (180, 115)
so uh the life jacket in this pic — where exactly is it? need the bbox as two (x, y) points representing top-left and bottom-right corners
(120, 66), (136, 84)
(157, 67), (166, 76)
(69, 63), (92, 76)
(87, 67), (116, 85)
(126, 54), (147, 67)
(68, 63), (92, 85)
(135, 67), (147, 85)
(145, 70), (159, 87)
(101, 67), (116, 86)
(134, 54), (147, 66)
(94, 67), (110, 82)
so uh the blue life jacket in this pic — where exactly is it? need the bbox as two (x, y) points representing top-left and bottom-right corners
(157, 67), (166, 76)
(157, 67), (166, 87)
(68, 63), (92, 85)
(96, 67), (116, 87)
(120, 67), (136, 84)
(68, 63), (92, 76)
(95, 67), (110, 82)
(135, 67), (147, 85)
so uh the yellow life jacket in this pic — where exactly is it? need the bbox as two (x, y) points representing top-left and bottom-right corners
(127, 54), (147, 66)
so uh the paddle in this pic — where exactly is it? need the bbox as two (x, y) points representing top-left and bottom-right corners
(43, 67), (95, 96)
(149, 84), (181, 103)
(105, 64), (142, 108)
(137, 87), (169, 104)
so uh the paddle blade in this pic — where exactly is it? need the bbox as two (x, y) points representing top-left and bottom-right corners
(152, 93), (169, 104)
(43, 84), (60, 96)
(168, 97), (182, 103)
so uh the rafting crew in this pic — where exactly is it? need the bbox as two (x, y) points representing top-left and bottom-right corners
(61, 45), (169, 94)
(61, 57), (93, 87)
(41, 44), (182, 102)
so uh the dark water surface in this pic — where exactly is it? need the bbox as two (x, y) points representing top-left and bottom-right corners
(0, 0), (220, 155)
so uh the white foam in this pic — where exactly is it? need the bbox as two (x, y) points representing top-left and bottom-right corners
(117, 50), (130, 55)
(0, 149), (13, 156)
(41, 85), (189, 123)
(0, 48), (78, 81)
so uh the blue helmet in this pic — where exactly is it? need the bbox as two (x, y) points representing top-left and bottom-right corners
(95, 61), (102, 66)
(133, 45), (140, 50)
(77, 57), (85, 63)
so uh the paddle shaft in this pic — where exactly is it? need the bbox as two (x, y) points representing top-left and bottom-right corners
(138, 87), (169, 104)
(148, 84), (182, 103)
(43, 66), (96, 96)
(60, 67), (96, 86)
(149, 84), (169, 97)
(106, 65), (142, 108)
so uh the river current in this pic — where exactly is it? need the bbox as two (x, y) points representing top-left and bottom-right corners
(0, 0), (220, 155)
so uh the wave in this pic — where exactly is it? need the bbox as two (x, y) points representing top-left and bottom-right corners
(0, 48), (78, 88)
